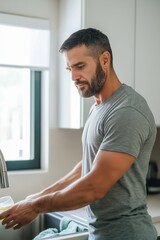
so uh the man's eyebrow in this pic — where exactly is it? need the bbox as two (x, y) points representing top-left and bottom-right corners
(66, 62), (85, 70)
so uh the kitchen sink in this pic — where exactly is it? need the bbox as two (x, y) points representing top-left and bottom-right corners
(39, 212), (89, 240)
(0, 218), (39, 240)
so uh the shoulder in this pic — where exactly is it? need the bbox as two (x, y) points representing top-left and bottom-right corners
(105, 84), (155, 129)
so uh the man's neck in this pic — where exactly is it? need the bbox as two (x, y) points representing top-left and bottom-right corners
(94, 70), (122, 105)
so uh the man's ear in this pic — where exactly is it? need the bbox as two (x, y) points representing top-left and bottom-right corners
(100, 51), (111, 69)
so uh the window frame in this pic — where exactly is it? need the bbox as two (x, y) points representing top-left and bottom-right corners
(0, 13), (50, 171)
(6, 70), (41, 171)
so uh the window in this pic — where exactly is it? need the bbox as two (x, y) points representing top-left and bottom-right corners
(0, 68), (41, 170)
(0, 13), (50, 170)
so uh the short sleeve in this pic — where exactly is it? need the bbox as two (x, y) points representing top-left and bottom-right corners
(100, 107), (150, 158)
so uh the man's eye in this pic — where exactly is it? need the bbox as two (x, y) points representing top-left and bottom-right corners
(77, 65), (85, 69)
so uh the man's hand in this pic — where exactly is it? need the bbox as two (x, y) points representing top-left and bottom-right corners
(0, 199), (38, 229)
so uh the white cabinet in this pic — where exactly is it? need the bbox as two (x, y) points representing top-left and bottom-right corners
(83, 0), (135, 88)
(58, 0), (95, 128)
(58, 0), (160, 128)
(58, 0), (135, 128)
(135, 0), (160, 126)
(58, 0), (82, 128)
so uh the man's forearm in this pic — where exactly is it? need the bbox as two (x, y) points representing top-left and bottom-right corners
(33, 171), (99, 214)
(28, 161), (82, 199)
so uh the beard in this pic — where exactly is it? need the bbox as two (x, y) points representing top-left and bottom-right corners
(75, 62), (106, 98)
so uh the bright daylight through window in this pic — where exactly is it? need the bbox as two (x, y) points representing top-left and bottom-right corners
(0, 68), (31, 161)
(0, 13), (50, 170)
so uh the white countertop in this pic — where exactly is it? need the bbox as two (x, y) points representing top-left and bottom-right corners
(147, 194), (160, 223)
(62, 207), (88, 225)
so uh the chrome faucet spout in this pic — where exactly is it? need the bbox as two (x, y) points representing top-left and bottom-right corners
(0, 150), (9, 188)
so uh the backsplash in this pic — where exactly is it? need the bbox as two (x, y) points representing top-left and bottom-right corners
(150, 127), (160, 178)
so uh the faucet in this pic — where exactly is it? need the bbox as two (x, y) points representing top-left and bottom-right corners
(0, 150), (9, 188)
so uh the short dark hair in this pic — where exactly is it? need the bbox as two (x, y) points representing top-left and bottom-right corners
(59, 28), (113, 67)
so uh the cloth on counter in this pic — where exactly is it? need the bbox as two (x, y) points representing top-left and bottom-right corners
(34, 216), (87, 239)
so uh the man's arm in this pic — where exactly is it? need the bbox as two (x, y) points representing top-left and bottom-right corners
(0, 151), (135, 229)
(37, 150), (135, 212)
(27, 161), (82, 199)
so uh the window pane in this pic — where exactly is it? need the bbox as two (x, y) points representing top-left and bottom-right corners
(0, 67), (32, 161)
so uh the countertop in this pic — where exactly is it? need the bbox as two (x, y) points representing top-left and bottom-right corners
(147, 194), (160, 223)
(62, 207), (88, 225)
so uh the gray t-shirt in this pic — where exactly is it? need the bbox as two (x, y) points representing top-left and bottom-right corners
(82, 84), (157, 240)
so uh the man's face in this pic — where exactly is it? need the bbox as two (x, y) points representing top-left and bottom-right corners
(64, 45), (106, 98)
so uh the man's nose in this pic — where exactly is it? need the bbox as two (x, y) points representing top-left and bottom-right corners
(71, 69), (80, 81)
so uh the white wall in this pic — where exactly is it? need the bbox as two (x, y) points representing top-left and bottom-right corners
(0, 0), (83, 202)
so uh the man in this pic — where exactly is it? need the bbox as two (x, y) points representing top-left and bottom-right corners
(0, 28), (157, 240)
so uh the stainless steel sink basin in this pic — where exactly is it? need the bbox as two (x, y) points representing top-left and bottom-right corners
(40, 212), (89, 240)
(0, 218), (39, 240)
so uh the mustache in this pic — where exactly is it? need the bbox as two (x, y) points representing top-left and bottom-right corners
(75, 80), (89, 86)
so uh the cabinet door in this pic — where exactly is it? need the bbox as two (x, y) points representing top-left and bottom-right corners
(135, 0), (160, 126)
(58, 0), (136, 128)
(83, 0), (135, 87)
(58, 0), (82, 128)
